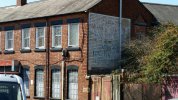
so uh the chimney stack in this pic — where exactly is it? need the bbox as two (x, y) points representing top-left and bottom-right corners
(17, 0), (27, 6)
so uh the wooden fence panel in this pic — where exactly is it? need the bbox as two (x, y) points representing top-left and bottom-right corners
(91, 76), (102, 100)
(101, 76), (112, 100)
(91, 76), (113, 100)
(113, 75), (121, 100)
(123, 84), (142, 100)
(143, 84), (161, 100)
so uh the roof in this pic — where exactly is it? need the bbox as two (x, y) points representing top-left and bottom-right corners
(0, 0), (102, 23)
(143, 2), (178, 25)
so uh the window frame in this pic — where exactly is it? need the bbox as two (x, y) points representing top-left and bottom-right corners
(51, 68), (61, 99)
(67, 66), (78, 100)
(68, 23), (79, 47)
(35, 67), (44, 97)
(22, 28), (30, 49)
(35, 27), (45, 49)
(5, 30), (14, 51)
(52, 25), (62, 48)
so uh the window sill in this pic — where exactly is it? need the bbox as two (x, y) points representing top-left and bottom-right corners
(67, 47), (80, 51)
(34, 48), (46, 52)
(26, 96), (30, 98)
(20, 49), (31, 53)
(50, 98), (60, 100)
(50, 47), (62, 52)
(33, 96), (45, 99)
(4, 50), (15, 54)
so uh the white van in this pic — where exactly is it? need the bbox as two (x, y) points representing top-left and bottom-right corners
(0, 74), (26, 100)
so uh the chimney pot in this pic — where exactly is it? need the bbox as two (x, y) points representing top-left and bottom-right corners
(17, 0), (27, 6)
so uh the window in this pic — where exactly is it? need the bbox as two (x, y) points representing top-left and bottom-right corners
(0, 83), (22, 100)
(5, 30), (14, 50)
(136, 32), (145, 40)
(51, 68), (61, 99)
(22, 28), (30, 49)
(36, 27), (45, 49)
(52, 25), (62, 48)
(67, 68), (78, 100)
(35, 68), (44, 97)
(68, 23), (79, 47)
(23, 68), (30, 96)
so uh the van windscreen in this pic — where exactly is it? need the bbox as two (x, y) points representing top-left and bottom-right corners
(0, 82), (22, 100)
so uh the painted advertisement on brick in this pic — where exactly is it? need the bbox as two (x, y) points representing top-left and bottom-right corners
(88, 13), (131, 72)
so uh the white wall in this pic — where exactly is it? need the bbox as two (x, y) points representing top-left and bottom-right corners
(88, 13), (131, 72)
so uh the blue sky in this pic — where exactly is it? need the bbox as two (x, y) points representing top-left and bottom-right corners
(140, 0), (178, 5)
(0, 0), (39, 7)
(0, 0), (178, 7)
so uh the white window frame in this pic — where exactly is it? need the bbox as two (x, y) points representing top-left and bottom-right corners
(23, 68), (30, 96)
(35, 68), (44, 97)
(68, 23), (79, 47)
(5, 30), (14, 51)
(51, 68), (61, 99)
(22, 28), (30, 49)
(68, 69), (78, 100)
(52, 25), (62, 48)
(36, 27), (45, 49)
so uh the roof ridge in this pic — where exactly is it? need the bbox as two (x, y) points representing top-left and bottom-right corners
(142, 2), (178, 7)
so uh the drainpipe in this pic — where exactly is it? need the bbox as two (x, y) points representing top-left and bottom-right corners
(119, 0), (122, 69)
(61, 60), (65, 100)
(45, 19), (50, 100)
(61, 48), (68, 100)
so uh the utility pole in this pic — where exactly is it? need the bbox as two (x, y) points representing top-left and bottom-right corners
(119, 0), (123, 69)
(61, 60), (65, 100)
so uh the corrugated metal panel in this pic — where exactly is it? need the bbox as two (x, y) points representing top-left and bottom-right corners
(0, 0), (102, 23)
(143, 2), (178, 25)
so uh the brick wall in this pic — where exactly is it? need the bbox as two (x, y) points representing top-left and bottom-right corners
(90, 0), (156, 38)
(0, 13), (89, 100)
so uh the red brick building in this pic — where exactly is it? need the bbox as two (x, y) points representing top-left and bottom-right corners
(0, 0), (155, 100)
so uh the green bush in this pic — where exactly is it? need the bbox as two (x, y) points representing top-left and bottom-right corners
(122, 24), (178, 83)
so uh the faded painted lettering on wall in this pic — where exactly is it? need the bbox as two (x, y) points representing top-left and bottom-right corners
(88, 13), (131, 72)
